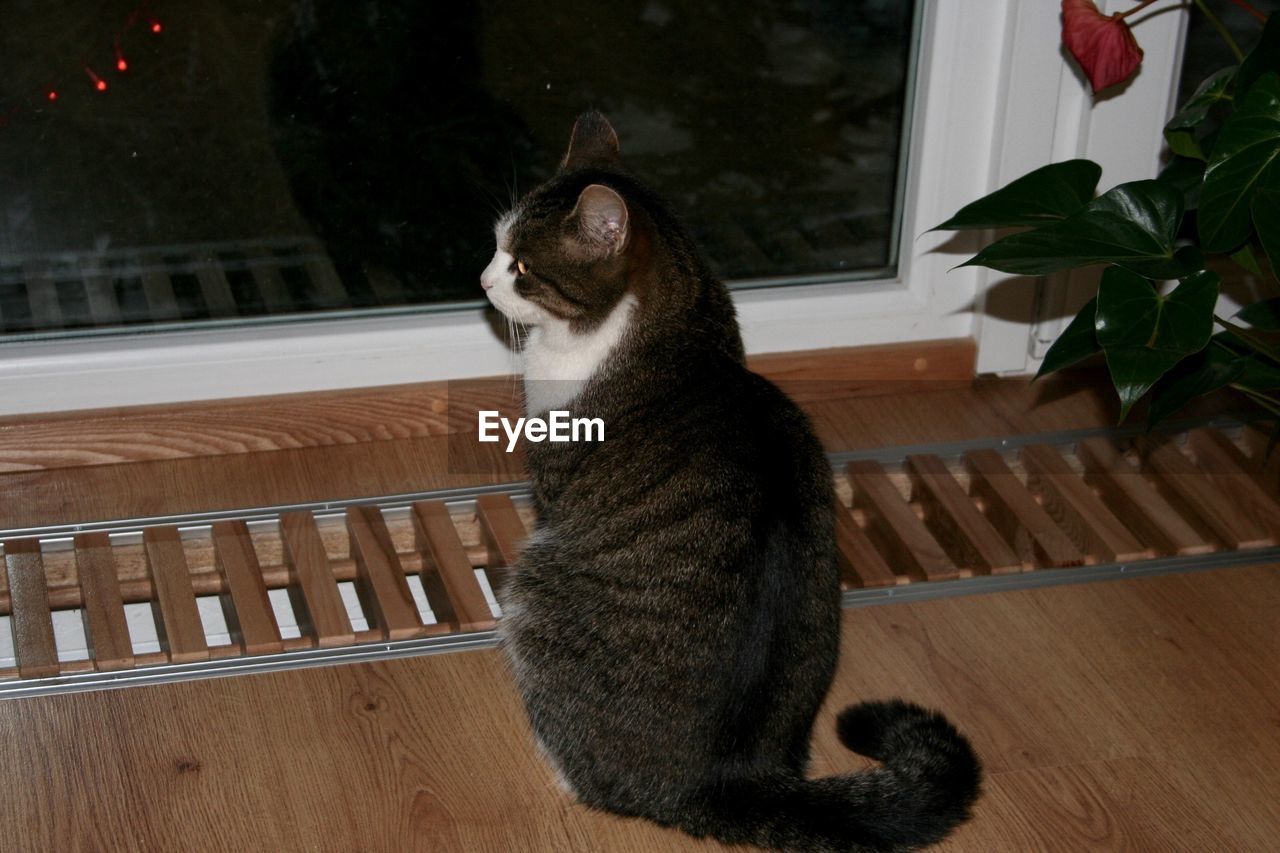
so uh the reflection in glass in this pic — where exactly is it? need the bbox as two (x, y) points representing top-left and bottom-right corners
(0, 1), (916, 338)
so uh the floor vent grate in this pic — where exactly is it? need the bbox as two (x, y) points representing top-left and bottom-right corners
(2, 422), (1278, 698)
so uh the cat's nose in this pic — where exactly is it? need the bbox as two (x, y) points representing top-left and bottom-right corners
(480, 277), (494, 291)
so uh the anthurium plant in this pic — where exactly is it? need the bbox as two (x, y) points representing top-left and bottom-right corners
(939, 1), (1280, 427)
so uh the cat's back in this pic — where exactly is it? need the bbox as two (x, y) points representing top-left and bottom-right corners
(529, 347), (833, 550)
(504, 349), (841, 796)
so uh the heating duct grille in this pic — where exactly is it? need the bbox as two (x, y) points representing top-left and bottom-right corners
(3, 421), (1278, 698)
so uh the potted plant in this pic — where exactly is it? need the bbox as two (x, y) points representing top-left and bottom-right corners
(938, 1), (1279, 428)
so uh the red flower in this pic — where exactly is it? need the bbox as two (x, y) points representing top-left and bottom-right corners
(1062, 0), (1145, 94)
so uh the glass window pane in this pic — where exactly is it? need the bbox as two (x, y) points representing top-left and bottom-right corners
(1177, 1), (1277, 104)
(1, 1), (919, 340)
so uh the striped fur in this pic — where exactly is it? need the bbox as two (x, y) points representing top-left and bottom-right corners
(485, 112), (980, 851)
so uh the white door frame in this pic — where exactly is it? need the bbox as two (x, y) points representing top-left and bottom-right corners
(973, 0), (1192, 376)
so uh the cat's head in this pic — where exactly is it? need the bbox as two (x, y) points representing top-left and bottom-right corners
(481, 112), (640, 333)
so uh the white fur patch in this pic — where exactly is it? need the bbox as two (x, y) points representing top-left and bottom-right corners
(521, 294), (636, 414)
(495, 210), (517, 250)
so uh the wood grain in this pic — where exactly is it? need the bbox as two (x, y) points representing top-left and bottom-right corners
(1188, 428), (1280, 538)
(1, 566), (1278, 850)
(74, 532), (135, 670)
(1140, 437), (1274, 550)
(413, 501), (498, 632)
(346, 506), (423, 641)
(2, 539), (60, 678)
(211, 521), (283, 656)
(474, 494), (529, 593)
(2, 373), (1146, 535)
(962, 449), (1082, 569)
(906, 454), (1021, 575)
(848, 460), (959, 581)
(279, 511), (355, 648)
(0, 339), (975, 474)
(1241, 423), (1280, 492)
(1077, 438), (1214, 557)
(142, 527), (210, 664)
(750, 337), (975, 402)
(1019, 444), (1147, 563)
(0, 372), (1278, 849)
(833, 501), (902, 588)
(0, 506), (540, 618)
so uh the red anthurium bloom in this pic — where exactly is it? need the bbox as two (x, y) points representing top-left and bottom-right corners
(1062, 0), (1145, 94)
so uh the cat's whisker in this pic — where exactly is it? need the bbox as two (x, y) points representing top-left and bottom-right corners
(503, 313), (519, 375)
(505, 318), (514, 370)
(466, 177), (511, 222)
(507, 315), (518, 368)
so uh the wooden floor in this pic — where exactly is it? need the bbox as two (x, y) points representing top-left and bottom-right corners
(2, 368), (1278, 850)
(0, 566), (1276, 850)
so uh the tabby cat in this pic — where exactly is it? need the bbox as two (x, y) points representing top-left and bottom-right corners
(480, 112), (981, 852)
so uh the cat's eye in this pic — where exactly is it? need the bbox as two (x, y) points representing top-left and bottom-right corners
(516, 259), (529, 276)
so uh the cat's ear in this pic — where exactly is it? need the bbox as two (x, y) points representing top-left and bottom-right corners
(570, 184), (628, 255)
(560, 111), (620, 170)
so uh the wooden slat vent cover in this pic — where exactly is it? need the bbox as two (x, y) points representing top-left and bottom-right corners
(3, 425), (1279, 692)
(0, 495), (529, 686)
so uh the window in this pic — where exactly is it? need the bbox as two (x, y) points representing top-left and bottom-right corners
(1, 2), (1187, 413)
(1, 1), (917, 341)
(1177, 0), (1277, 104)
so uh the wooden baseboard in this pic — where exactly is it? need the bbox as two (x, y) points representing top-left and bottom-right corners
(750, 337), (975, 402)
(0, 338), (975, 474)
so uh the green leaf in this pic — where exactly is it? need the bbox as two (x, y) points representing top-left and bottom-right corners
(1215, 315), (1280, 364)
(1199, 73), (1280, 253)
(1167, 67), (1235, 133)
(1035, 297), (1100, 379)
(933, 160), (1102, 230)
(1202, 328), (1280, 392)
(1106, 350), (1192, 422)
(1095, 267), (1220, 421)
(1164, 69), (1232, 164)
(962, 180), (1191, 278)
(1239, 353), (1280, 390)
(1096, 269), (1218, 352)
(1197, 127), (1224, 167)
(1173, 244), (1206, 272)
(1166, 130), (1205, 161)
(1236, 14), (1280, 98)
(1235, 296), (1280, 330)
(1234, 387), (1280, 422)
(1254, 188), (1280, 279)
(1157, 156), (1206, 209)
(1232, 243), (1263, 275)
(1147, 346), (1246, 429)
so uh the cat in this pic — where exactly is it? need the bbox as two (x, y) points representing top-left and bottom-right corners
(481, 111), (981, 852)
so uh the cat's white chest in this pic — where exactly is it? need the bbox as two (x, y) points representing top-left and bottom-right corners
(522, 295), (636, 414)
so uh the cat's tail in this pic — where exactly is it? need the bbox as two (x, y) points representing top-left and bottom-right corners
(694, 700), (981, 852)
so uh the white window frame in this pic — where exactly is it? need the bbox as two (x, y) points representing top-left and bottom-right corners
(0, 0), (1190, 415)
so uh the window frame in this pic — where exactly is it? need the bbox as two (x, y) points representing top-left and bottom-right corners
(0, 0), (1190, 415)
